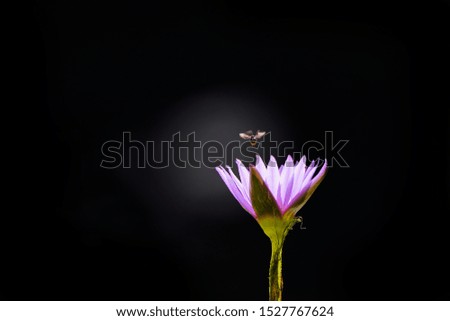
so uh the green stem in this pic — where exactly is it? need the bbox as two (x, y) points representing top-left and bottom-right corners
(269, 238), (284, 301)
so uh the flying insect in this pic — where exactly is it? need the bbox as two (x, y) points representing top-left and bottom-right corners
(239, 130), (266, 146)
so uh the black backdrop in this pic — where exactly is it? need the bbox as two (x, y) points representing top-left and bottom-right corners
(7, 0), (449, 300)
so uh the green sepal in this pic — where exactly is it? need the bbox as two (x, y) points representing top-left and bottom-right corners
(257, 215), (298, 246)
(250, 166), (282, 220)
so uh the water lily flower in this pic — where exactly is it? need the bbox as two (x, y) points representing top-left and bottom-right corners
(216, 155), (327, 300)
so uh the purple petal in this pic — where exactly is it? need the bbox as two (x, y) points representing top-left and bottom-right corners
(290, 156), (307, 203)
(216, 166), (255, 217)
(255, 155), (267, 180)
(283, 158), (328, 216)
(226, 166), (251, 204)
(284, 180), (313, 213)
(266, 156), (280, 200)
(279, 155), (294, 209)
(310, 159), (327, 186)
(284, 155), (294, 167)
(304, 160), (316, 178)
(235, 159), (250, 200)
(300, 163), (318, 190)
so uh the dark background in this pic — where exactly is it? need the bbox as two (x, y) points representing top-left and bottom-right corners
(6, 0), (449, 300)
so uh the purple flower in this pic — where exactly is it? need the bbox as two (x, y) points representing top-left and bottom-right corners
(216, 155), (327, 221)
(216, 154), (327, 301)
